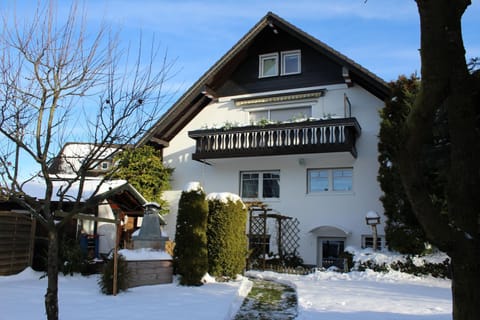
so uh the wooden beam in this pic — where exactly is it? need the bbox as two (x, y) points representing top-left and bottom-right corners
(150, 137), (169, 147)
(55, 211), (120, 224)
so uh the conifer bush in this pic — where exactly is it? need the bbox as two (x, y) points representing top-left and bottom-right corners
(98, 254), (129, 295)
(207, 193), (247, 279)
(378, 75), (428, 254)
(173, 183), (209, 286)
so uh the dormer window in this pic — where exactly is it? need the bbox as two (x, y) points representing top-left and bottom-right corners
(259, 53), (279, 78)
(100, 162), (110, 170)
(281, 50), (301, 75)
(259, 50), (301, 78)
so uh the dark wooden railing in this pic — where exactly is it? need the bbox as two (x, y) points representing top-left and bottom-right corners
(188, 118), (361, 161)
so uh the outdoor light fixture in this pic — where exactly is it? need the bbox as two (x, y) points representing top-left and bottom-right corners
(365, 210), (380, 226)
(365, 211), (380, 251)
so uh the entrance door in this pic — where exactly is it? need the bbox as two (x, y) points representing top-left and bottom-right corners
(317, 237), (345, 268)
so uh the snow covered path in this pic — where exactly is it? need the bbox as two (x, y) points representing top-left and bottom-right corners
(247, 270), (452, 320)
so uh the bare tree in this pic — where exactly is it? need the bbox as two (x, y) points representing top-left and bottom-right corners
(0, 2), (174, 319)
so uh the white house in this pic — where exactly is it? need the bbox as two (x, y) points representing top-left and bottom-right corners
(48, 142), (125, 176)
(139, 12), (390, 267)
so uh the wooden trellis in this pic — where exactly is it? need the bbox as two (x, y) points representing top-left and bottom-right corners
(246, 202), (300, 270)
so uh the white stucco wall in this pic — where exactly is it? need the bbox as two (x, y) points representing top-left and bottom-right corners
(97, 200), (117, 255)
(161, 84), (386, 266)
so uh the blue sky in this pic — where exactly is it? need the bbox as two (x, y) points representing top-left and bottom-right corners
(2, 0), (479, 179)
(6, 0), (479, 91)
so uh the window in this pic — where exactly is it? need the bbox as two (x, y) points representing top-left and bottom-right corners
(100, 162), (110, 170)
(259, 53), (278, 78)
(281, 50), (301, 75)
(240, 171), (280, 199)
(249, 106), (311, 123)
(308, 168), (353, 193)
(333, 168), (353, 191)
(362, 235), (385, 250)
(259, 50), (301, 78)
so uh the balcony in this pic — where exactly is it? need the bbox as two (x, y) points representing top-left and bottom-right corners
(188, 118), (361, 162)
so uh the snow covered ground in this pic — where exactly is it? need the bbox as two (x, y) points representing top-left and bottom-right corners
(0, 265), (451, 320)
(248, 270), (451, 320)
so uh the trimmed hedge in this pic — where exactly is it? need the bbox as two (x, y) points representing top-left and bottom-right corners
(173, 186), (209, 286)
(207, 195), (247, 279)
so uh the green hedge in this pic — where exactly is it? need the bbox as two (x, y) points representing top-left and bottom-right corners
(207, 195), (247, 279)
(173, 186), (209, 286)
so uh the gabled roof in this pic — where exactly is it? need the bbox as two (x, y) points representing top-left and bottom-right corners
(48, 142), (130, 176)
(22, 178), (146, 204)
(138, 12), (390, 147)
(20, 178), (148, 216)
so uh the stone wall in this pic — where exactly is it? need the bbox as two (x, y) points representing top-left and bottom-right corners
(127, 260), (173, 288)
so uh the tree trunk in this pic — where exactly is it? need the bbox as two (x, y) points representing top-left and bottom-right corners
(399, 2), (480, 320)
(450, 247), (480, 320)
(45, 228), (59, 320)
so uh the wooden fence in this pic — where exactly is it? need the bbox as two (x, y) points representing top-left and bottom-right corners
(0, 211), (36, 275)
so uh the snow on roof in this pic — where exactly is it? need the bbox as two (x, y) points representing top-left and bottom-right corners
(366, 210), (380, 218)
(143, 201), (161, 208)
(21, 178), (140, 202)
(60, 143), (121, 159)
(206, 192), (243, 204)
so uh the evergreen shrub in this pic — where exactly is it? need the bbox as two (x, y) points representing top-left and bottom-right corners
(113, 145), (173, 214)
(378, 75), (428, 254)
(207, 194), (247, 279)
(58, 236), (86, 276)
(173, 185), (209, 286)
(355, 256), (451, 278)
(98, 254), (130, 294)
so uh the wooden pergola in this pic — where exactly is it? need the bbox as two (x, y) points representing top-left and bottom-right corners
(246, 201), (295, 270)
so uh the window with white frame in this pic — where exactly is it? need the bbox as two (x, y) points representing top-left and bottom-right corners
(259, 53), (279, 78)
(307, 168), (353, 193)
(259, 50), (301, 78)
(240, 171), (280, 199)
(281, 50), (301, 75)
(249, 106), (311, 124)
(361, 235), (386, 250)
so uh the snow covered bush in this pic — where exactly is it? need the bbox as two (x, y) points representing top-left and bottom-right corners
(349, 247), (451, 278)
(206, 193), (247, 279)
(174, 182), (208, 286)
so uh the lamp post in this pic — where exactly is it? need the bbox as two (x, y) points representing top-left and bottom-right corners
(365, 211), (380, 251)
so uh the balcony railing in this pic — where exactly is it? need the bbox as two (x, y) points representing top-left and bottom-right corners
(188, 118), (361, 161)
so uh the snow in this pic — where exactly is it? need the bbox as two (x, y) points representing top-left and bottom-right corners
(60, 143), (119, 159)
(0, 268), (250, 320)
(184, 181), (203, 193)
(21, 178), (137, 202)
(206, 192), (243, 204)
(0, 263), (452, 320)
(118, 248), (172, 261)
(348, 247), (450, 267)
(247, 270), (451, 320)
(366, 210), (380, 218)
